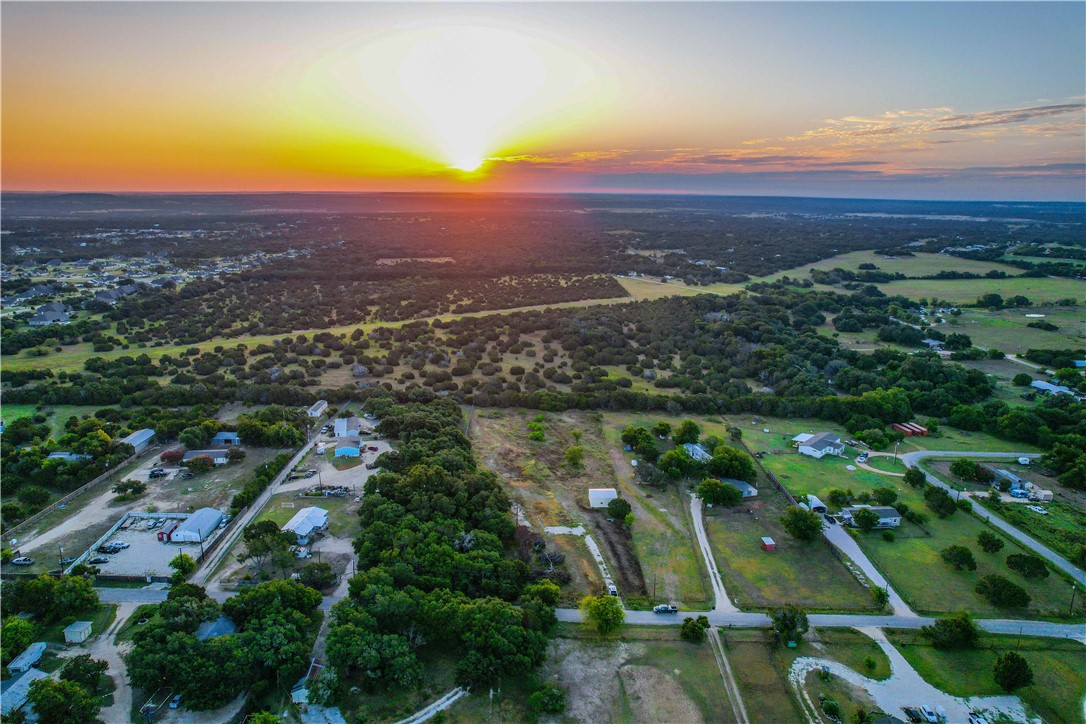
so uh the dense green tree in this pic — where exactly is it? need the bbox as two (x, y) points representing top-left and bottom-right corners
(977, 531), (1005, 554)
(1006, 554), (1048, 580)
(679, 615), (711, 643)
(27, 678), (101, 724)
(853, 508), (882, 533)
(770, 604), (809, 644)
(0, 617), (36, 667)
(527, 682), (568, 714)
(60, 655), (108, 694)
(921, 612), (980, 649)
(606, 497), (632, 521)
(993, 652), (1034, 692)
(975, 575), (1031, 608)
(672, 420), (701, 445)
(707, 446), (756, 482)
(781, 507), (823, 542)
(697, 478), (743, 507)
(580, 594), (624, 636)
(940, 545), (977, 571)
(903, 466), (927, 488)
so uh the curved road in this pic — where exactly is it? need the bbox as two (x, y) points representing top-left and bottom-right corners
(901, 450), (1086, 586)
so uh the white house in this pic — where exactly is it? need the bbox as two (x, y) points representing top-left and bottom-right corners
(307, 400), (328, 418)
(7, 642), (47, 675)
(682, 443), (712, 463)
(182, 449), (229, 465)
(797, 433), (845, 459)
(63, 621), (93, 644)
(119, 428), (155, 454)
(588, 488), (618, 508)
(840, 505), (901, 529)
(334, 416), (362, 438)
(170, 508), (224, 543)
(283, 507), (329, 545)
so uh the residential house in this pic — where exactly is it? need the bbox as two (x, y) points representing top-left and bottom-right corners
(334, 436), (361, 458)
(7, 642), (47, 675)
(92, 284), (139, 305)
(333, 416), (362, 438)
(307, 400), (329, 418)
(797, 433), (845, 459)
(28, 310), (70, 326)
(1031, 380), (1075, 397)
(283, 507), (329, 545)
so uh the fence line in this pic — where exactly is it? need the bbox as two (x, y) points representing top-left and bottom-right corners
(3, 447), (154, 541)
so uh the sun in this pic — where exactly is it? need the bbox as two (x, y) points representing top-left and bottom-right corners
(451, 156), (485, 173)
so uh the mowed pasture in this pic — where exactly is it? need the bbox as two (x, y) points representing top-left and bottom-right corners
(755, 250), (1027, 285)
(952, 305), (1086, 354)
(878, 275), (1083, 305)
(886, 630), (1086, 724)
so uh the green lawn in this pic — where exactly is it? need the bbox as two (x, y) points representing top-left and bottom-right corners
(988, 500), (1086, 565)
(864, 456), (907, 474)
(254, 491), (359, 539)
(39, 604), (117, 645)
(885, 629), (1086, 724)
(0, 403), (111, 438)
(878, 275), (1085, 306)
(951, 306), (1086, 354)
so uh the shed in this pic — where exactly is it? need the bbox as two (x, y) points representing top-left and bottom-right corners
(682, 443), (712, 463)
(334, 436), (361, 458)
(158, 521), (180, 542)
(720, 478), (758, 498)
(0, 669), (49, 717)
(804, 495), (828, 514)
(182, 449), (229, 465)
(283, 507), (329, 544)
(209, 431), (241, 446)
(170, 508), (224, 543)
(195, 616), (237, 641)
(63, 621), (93, 644)
(7, 642), (47, 674)
(761, 537), (776, 552)
(119, 428), (155, 454)
(588, 488), (618, 509)
(307, 400), (329, 418)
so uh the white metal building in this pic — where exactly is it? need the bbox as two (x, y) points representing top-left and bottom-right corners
(307, 400), (328, 418)
(7, 642), (47, 675)
(588, 488), (618, 508)
(170, 508), (224, 543)
(63, 621), (93, 644)
(119, 428), (155, 454)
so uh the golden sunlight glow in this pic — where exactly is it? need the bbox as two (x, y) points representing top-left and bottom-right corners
(323, 24), (612, 175)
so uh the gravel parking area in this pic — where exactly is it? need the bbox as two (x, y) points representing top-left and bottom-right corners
(91, 517), (227, 577)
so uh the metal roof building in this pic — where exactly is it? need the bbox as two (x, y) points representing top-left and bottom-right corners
(170, 508), (224, 543)
(1, 668), (49, 717)
(7, 642), (47, 675)
(283, 507), (329, 542)
(119, 428), (155, 454)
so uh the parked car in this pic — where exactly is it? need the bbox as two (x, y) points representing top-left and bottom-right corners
(149, 468), (168, 479)
(295, 548), (312, 559)
(110, 541), (130, 549)
(1027, 505), (1049, 515)
(1010, 489), (1029, 499)
(303, 470), (318, 478)
(169, 695), (182, 709)
(607, 584), (618, 596)
(653, 604), (679, 613)
(87, 557), (109, 565)
(11, 557), (34, 566)
(60, 557), (77, 565)
(179, 472), (194, 480)
(856, 453), (869, 463)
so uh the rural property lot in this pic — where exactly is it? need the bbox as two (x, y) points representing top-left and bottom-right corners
(471, 408), (652, 605)
(91, 516), (226, 577)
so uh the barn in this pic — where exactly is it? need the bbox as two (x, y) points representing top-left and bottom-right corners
(119, 429), (156, 454)
(170, 508), (224, 543)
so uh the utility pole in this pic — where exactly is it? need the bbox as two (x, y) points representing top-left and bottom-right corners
(652, 571), (657, 604)
(1071, 584), (1078, 617)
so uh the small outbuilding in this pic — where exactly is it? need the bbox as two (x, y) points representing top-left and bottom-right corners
(720, 478), (758, 498)
(7, 642), (47, 675)
(588, 488), (618, 509)
(63, 621), (93, 645)
(760, 537), (776, 552)
(195, 615), (237, 642)
(119, 428), (156, 454)
(170, 508), (224, 543)
(209, 431), (241, 446)
(682, 443), (712, 463)
(334, 436), (361, 458)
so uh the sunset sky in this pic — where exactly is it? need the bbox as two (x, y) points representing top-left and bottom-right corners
(3, 2), (1084, 200)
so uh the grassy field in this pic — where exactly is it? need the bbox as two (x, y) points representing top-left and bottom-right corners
(755, 250), (1026, 285)
(0, 403), (111, 437)
(615, 275), (705, 300)
(878, 275), (1084, 306)
(253, 491), (359, 538)
(951, 306), (1086, 354)
(724, 627), (891, 724)
(989, 500), (1086, 565)
(599, 414), (711, 610)
(885, 629), (1086, 724)
(39, 603), (118, 645)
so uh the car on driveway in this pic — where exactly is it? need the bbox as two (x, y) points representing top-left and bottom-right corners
(179, 471), (194, 480)
(87, 557), (109, 565)
(149, 468), (168, 479)
(856, 452), (869, 463)
(60, 557), (77, 565)
(653, 604), (679, 613)
(12, 557), (34, 566)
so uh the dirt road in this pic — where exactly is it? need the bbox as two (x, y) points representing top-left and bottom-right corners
(688, 493), (739, 613)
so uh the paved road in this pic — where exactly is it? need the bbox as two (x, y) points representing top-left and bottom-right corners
(688, 493), (739, 612)
(191, 438), (317, 585)
(822, 522), (915, 617)
(901, 450), (1086, 586)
